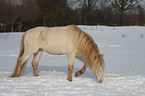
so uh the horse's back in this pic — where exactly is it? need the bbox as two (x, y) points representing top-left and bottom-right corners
(24, 26), (77, 55)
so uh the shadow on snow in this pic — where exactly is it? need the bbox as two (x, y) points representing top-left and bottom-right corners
(23, 65), (96, 80)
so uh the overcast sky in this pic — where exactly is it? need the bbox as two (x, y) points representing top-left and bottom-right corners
(140, 0), (145, 8)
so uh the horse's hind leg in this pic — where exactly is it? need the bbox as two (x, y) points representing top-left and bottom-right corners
(15, 47), (39, 77)
(75, 64), (87, 77)
(15, 52), (33, 77)
(31, 49), (43, 76)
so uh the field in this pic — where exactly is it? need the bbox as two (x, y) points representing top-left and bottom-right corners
(0, 25), (145, 96)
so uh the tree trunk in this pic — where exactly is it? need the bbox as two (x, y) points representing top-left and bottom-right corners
(120, 11), (124, 25)
(43, 15), (46, 27)
(11, 22), (14, 32)
(19, 25), (21, 32)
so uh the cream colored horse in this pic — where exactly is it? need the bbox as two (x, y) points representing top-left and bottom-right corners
(10, 25), (105, 83)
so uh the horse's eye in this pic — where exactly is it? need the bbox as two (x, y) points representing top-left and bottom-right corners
(94, 56), (97, 61)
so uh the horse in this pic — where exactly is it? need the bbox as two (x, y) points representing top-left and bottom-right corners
(9, 25), (105, 83)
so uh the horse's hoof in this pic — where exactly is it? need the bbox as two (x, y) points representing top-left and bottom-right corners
(34, 74), (39, 76)
(9, 75), (18, 78)
(67, 78), (72, 82)
(34, 75), (39, 77)
(9, 75), (13, 78)
(75, 71), (80, 77)
(9, 74), (16, 78)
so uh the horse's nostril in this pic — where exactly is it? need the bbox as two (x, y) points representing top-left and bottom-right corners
(99, 79), (103, 83)
(98, 78), (104, 83)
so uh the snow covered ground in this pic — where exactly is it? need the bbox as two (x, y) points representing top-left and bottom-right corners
(0, 25), (145, 96)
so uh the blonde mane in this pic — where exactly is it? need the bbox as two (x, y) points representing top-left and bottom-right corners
(68, 25), (104, 71)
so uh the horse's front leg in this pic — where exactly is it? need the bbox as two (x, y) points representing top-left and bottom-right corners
(31, 49), (43, 76)
(67, 54), (75, 82)
(75, 64), (87, 77)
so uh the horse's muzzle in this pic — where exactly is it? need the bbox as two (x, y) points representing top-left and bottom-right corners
(98, 79), (103, 83)
(96, 77), (104, 83)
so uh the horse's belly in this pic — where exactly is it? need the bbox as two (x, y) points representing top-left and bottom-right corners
(42, 45), (66, 55)
(41, 40), (69, 55)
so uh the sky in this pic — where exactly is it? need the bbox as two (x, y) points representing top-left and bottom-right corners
(140, 0), (145, 7)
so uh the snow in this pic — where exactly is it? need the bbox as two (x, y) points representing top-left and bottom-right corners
(0, 25), (145, 96)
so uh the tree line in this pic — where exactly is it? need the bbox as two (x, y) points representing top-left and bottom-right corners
(0, 0), (144, 32)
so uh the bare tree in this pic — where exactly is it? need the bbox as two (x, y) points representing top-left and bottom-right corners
(17, 0), (39, 31)
(110, 0), (142, 25)
(37, 0), (67, 26)
(0, 0), (19, 32)
(78, 0), (98, 24)
(0, 0), (5, 23)
(137, 5), (144, 25)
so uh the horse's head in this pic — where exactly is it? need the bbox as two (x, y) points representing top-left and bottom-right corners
(93, 54), (105, 83)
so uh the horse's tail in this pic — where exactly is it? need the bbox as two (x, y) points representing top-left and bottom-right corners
(9, 32), (27, 77)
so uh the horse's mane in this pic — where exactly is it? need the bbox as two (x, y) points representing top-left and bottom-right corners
(68, 25), (104, 71)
